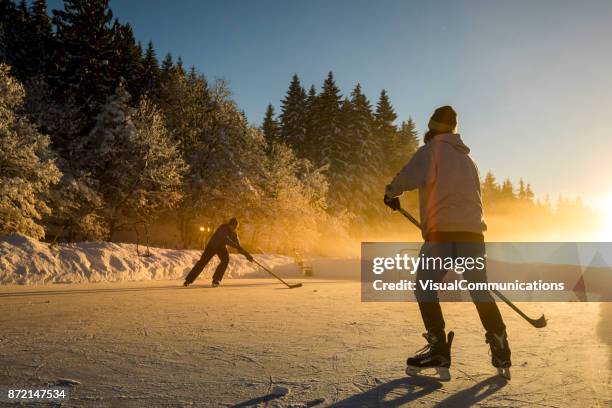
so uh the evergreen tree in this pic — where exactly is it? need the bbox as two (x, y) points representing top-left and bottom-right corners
(303, 84), (318, 158)
(525, 183), (535, 202)
(279, 74), (307, 151)
(339, 97), (353, 131)
(482, 172), (500, 205)
(311, 71), (343, 168)
(142, 41), (160, 95)
(111, 21), (144, 102)
(80, 86), (186, 239)
(374, 89), (399, 177)
(0, 0), (31, 81)
(374, 89), (397, 133)
(262, 103), (280, 143)
(51, 0), (118, 124)
(0, 64), (61, 238)
(343, 83), (384, 219)
(160, 53), (174, 79)
(397, 118), (419, 160)
(157, 61), (211, 154)
(500, 179), (515, 200)
(518, 178), (526, 200)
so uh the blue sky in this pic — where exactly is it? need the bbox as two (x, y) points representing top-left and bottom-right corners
(47, 0), (612, 207)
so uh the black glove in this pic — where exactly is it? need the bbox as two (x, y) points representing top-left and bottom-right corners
(246, 253), (254, 262)
(384, 195), (400, 211)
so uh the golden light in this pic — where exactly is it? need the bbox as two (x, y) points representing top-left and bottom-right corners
(595, 194), (612, 241)
(199, 226), (205, 232)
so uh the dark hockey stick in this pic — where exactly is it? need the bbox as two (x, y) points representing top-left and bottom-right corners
(396, 207), (547, 328)
(226, 237), (303, 289)
(253, 259), (303, 289)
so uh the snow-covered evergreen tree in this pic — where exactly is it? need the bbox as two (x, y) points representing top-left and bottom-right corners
(393, 118), (419, 171)
(311, 71), (343, 169)
(343, 83), (384, 221)
(279, 74), (307, 150)
(175, 78), (267, 244)
(0, 64), (60, 238)
(80, 86), (186, 239)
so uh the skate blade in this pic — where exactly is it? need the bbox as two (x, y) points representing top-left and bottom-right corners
(406, 366), (451, 382)
(497, 367), (511, 380)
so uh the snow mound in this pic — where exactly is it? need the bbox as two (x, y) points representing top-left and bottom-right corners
(0, 234), (295, 285)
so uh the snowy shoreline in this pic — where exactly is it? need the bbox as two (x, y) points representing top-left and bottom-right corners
(0, 234), (297, 285)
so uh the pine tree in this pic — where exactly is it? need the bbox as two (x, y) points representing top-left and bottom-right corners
(525, 183), (535, 202)
(374, 89), (397, 133)
(482, 172), (500, 205)
(22, 0), (53, 78)
(343, 83), (384, 219)
(51, 0), (118, 124)
(160, 53), (174, 79)
(311, 71), (343, 168)
(374, 89), (399, 177)
(518, 178), (526, 200)
(0, 0), (32, 81)
(501, 179), (515, 201)
(397, 118), (419, 160)
(0, 64), (61, 238)
(303, 84), (318, 158)
(111, 21), (144, 102)
(262, 103), (280, 144)
(142, 41), (160, 95)
(279, 74), (307, 151)
(177, 79), (268, 245)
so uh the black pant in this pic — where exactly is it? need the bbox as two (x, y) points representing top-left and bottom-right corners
(184, 246), (229, 284)
(416, 232), (506, 336)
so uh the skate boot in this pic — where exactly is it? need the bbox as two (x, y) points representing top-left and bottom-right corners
(485, 330), (512, 380)
(183, 281), (190, 287)
(211, 280), (220, 288)
(406, 330), (454, 381)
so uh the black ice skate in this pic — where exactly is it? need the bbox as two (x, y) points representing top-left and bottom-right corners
(211, 281), (220, 288)
(486, 330), (512, 380)
(406, 331), (454, 381)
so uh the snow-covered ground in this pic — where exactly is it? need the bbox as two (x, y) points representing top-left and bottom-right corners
(0, 234), (299, 285)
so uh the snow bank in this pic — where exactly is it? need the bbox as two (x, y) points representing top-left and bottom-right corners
(0, 234), (295, 285)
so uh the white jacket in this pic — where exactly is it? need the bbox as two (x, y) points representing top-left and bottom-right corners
(386, 133), (486, 237)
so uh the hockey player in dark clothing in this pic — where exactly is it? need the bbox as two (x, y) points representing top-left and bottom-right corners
(183, 217), (254, 287)
(384, 106), (511, 380)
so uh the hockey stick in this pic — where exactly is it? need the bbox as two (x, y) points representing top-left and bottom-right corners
(253, 259), (303, 289)
(225, 236), (303, 289)
(396, 206), (547, 328)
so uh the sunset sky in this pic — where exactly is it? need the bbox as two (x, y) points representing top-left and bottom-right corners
(48, 0), (612, 209)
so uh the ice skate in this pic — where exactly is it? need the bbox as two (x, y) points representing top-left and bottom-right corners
(406, 331), (454, 381)
(486, 330), (512, 380)
(211, 281), (220, 288)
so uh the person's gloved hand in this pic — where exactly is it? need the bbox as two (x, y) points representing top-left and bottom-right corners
(384, 195), (400, 211)
(246, 253), (254, 262)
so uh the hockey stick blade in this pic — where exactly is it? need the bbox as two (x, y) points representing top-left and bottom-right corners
(492, 289), (547, 329)
(289, 283), (303, 289)
(529, 314), (547, 328)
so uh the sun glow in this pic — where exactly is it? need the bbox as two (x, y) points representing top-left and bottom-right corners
(595, 194), (612, 241)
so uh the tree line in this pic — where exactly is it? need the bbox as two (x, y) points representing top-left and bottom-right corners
(0, 0), (594, 251)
